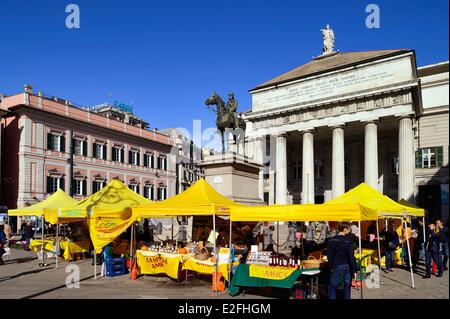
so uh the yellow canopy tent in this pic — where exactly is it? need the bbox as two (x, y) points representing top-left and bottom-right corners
(326, 183), (425, 218)
(229, 203), (378, 222)
(55, 179), (153, 278)
(326, 183), (425, 289)
(8, 189), (80, 224)
(8, 189), (80, 268)
(132, 178), (243, 218)
(132, 178), (244, 289)
(57, 179), (152, 252)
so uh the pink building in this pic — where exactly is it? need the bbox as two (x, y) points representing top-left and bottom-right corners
(0, 85), (177, 227)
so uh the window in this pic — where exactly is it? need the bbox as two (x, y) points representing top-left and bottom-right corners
(293, 160), (301, 180)
(416, 147), (444, 169)
(93, 142), (106, 160)
(157, 187), (167, 200)
(158, 156), (167, 170)
(144, 185), (154, 200)
(73, 139), (87, 156)
(129, 183), (140, 194)
(46, 176), (64, 193)
(129, 150), (140, 166)
(314, 159), (324, 179)
(74, 179), (87, 196)
(391, 156), (399, 175)
(144, 153), (154, 168)
(47, 132), (65, 152)
(112, 146), (124, 163)
(92, 180), (107, 193)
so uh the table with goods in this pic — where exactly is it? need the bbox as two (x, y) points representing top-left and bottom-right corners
(228, 247), (322, 297)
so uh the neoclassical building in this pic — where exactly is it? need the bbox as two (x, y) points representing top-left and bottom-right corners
(243, 48), (449, 221)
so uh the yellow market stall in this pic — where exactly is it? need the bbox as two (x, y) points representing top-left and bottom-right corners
(56, 179), (153, 278)
(326, 183), (425, 288)
(132, 178), (244, 287)
(229, 203), (378, 298)
(7, 189), (80, 267)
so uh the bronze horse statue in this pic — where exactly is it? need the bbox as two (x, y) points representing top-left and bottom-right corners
(205, 92), (246, 153)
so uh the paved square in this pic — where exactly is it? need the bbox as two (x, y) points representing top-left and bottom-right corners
(1, 249), (448, 299)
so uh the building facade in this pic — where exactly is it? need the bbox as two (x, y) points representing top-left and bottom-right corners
(243, 49), (449, 221)
(0, 86), (177, 229)
(158, 127), (211, 193)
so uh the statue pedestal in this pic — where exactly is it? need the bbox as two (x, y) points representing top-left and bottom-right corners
(199, 152), (266, 206)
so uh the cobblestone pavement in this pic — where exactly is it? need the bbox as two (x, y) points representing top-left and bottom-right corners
(1, 249), (448, 299)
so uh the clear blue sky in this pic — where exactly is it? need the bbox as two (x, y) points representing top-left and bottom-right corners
(1, 0), (448, 135)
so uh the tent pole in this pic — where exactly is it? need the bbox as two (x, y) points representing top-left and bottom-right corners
(129, 223), (133, 272)
(213, 211), (217, 292)
(56, 217), (59, 269)
(41, 214), (45, 266)
(277, 222), (279, 254)
(358, 221), (363, 299)
(422, 217), (426, 244)
(403, 213), (415, 288)
(376, 220), (381, 270)
(228, 219), (232, 289)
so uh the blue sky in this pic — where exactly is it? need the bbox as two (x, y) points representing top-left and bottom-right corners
(0, 0), (448, 137)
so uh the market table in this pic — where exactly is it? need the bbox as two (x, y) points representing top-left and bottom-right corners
(59, 240), (90, 261)
(29, 239), (54, 253)
(228, 264), (320, 296)
(182, 257), (236, 281)
(136, 250), (195, 280)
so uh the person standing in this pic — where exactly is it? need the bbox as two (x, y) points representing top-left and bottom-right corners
(24, 222), (33, 251)
(327, 222), (357, 299)
(436, 219), (449, 271)
(423, 222), (443, 278)
(0, 225), (7, 265)
(381, 223), (399, 272)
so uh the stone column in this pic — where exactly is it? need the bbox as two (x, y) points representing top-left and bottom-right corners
(398, 116), (415, 201)
(302, 130), (315, 204)
(276, 132), (288, 204)
(332, 125), (345, 198)
(364, 121), (379, 190)
(254, 136), (265, 201)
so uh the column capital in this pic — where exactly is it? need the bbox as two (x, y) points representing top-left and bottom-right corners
(361, 119), (379, 125)
(396, 114), (414, 121)
(329, 123), (347, 130)
(299, 128), (316, 135)
(277, 131), (288, 138)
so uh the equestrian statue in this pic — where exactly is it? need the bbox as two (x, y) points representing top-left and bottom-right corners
(205, 92), (246, 153)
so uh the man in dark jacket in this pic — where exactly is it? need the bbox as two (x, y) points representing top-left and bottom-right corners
(423, 222), (443, 278)
(327, 222), (356, 299)
(381, 223), (399, 272)
(436, 219), (448, 271)
(24, 222), (33, 251)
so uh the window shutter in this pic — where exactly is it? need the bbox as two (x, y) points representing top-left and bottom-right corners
(82, 180), (87, 195)
(112, 148), (116, 162)
(121, 149), (125, 163)
(92, 181), (97, 193)
(47, 133), (54, 150)
(415, 149), (422, 168)
(83, 141), (87, 156)
(60, 178), (65, 191)
(151, 155), (154, 168)
(46, 176), (52, 193)
(103, 181), (107, 188)
(129, 151), (133, 164)
(93, 143), (98, 158)
(102, 145), (107, 160)
(136, 185), (140, 194)
(144, 155), (148, 167)
(137, 152), (140, 166)
(436, 146), (444, 167)
(60, 136), (66, 153)
(164, 157), (168, 170)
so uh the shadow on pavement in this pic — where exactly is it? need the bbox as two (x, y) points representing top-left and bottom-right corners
(0, 267), (53, 283)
